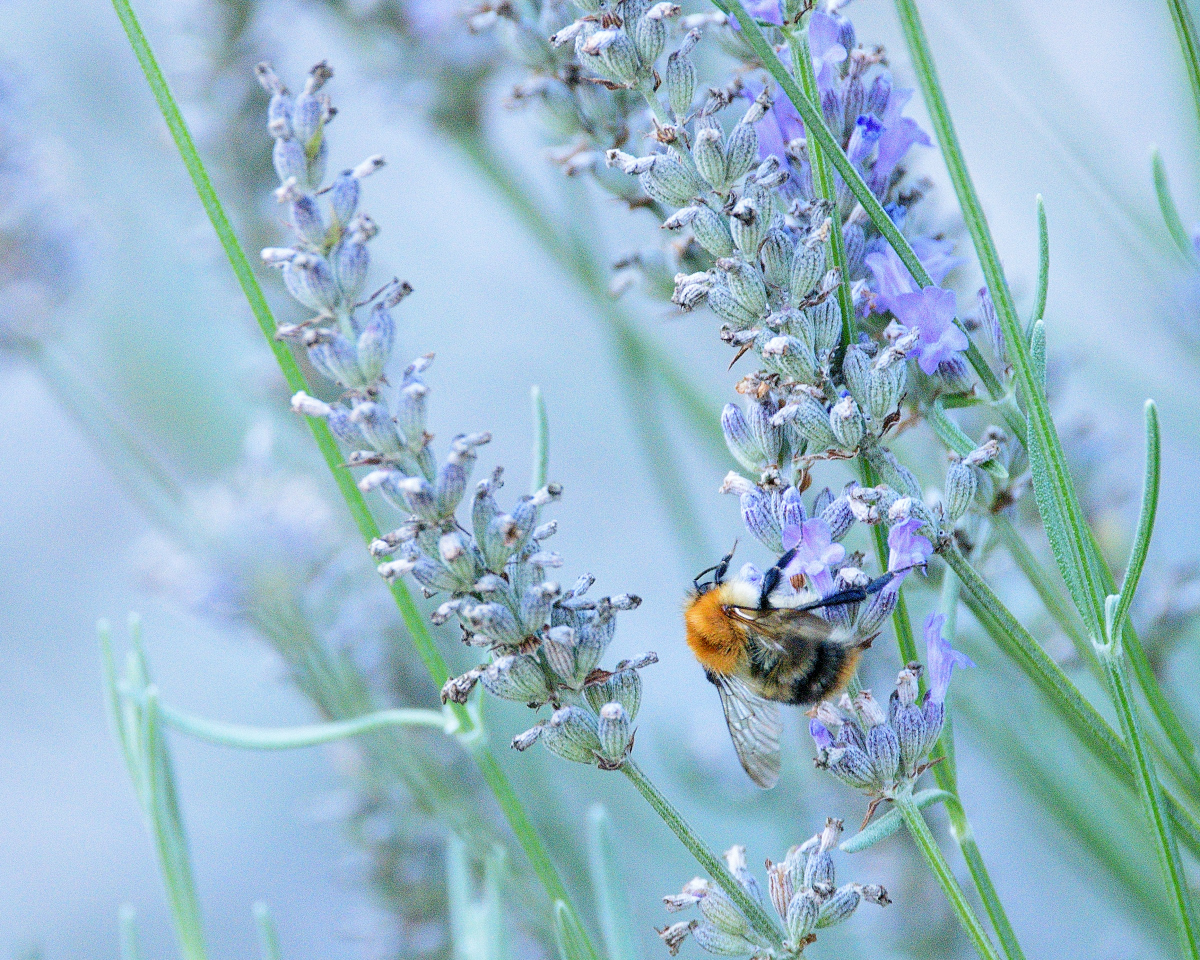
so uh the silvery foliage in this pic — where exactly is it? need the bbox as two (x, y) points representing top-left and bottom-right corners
(658, 824), (889, 958)
(260, 62), (655, 773)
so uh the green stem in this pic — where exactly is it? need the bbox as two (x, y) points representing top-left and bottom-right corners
(531, 385), (550, 494)
(1096, 641), (1199, 959)
(1152, 147), (1198, 263)
(620, 760), (784, 948)
(895, 787), (1002, 960)
(158, 702), (448, 749)
(107, 5), (599, 955)
(253, 903), (283, 960)
(785, 23), (854, 347)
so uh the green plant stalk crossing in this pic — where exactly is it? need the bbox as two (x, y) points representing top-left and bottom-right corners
(107, 4), (600, 955)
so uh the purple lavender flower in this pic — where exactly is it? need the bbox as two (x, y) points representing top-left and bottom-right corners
(810, 718), (834, 750)
(864, 241), (960, 316)
(924, 613), (975, 704)
(890, 287), (968, 375)
(809, 11), (848, 95)
(782, 517), (845, 596)
(872, 85), (931, 185)
(886, 518), (932, 588)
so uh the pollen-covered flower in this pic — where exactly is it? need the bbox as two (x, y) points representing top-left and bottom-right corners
(658, 829), (889, 958)
(782, 518), (845, 596)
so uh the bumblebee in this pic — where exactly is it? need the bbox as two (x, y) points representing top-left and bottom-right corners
(685, 544), (894, 788)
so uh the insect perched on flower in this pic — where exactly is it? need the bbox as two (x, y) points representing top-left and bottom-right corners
(685, 542), (899, 788)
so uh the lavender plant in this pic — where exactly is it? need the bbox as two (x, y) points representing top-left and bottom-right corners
(97, 0), (1200, 959)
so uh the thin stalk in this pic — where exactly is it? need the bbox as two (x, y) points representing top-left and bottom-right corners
(1097, 642), (1199, 959)
(531, 385), (550, 494)
(937, 549), (1027, 960)
(620, 760), (784, 948)
(158, 702), (448, 749)
(709, 0), (1020, 436)
(107, 5), (600, 954)
(860, 458), (917, 662)
(253, 903), (283, 960)
(1168, 0), (1200, 135)
(785, 23), (854, 346)
(1031, 195), (1049, 328)
(895, 787), (1003, 960)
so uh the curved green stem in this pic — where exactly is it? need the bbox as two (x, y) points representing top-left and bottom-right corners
(158, 702), (448, 749)
(620, 760), (784, 948)
(107, 6), (600, 955)
(895, 787), (1003, 960)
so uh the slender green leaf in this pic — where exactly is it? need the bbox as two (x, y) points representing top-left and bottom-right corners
(1110, 401), (1161, 640)
(1097, 644), (1199, 958)
(554, 902), (593, 960)
(119, 906), (142, 960)
(586, 807), (638, 960)
(840, 789), (954, 853)
(1151, 147), (1196, 262)
(531, 385), (550, 494)
(1031, 196), (1049, 331)
(1168, 0), (1200, 135)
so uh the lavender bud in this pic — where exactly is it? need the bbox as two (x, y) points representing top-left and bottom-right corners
(729, 197), (766, 259)
(816, 884), (861, 928)
(482, 654), (551, 703)
(465, 602), (524, 647)
(632, 12), (666, 65)
(789, 242), (825, 300)
(692, 922), (758, 956)
(397, 381), (428, 448)
(665, 39), (698, 115)
(758, 226), (793, 288)
(308, 334), (365, 389)
(273, 138), (307, 185)
(944, 460), (977, 523)
(766, 862), (792, 922)
(597, 702), (633, 763)
(329, 170), (360, 226)
(786, 890), (821, 944)
(806, 297), (843, 356)
(584, 666), (642, 720)
(894, 703), (928, 775)
(512, 723), (547, 751)
(867, 71), (892, 116)
(716, 258), (768, 317)
(761, 335), (817, 383)
(841, 344), (871, 410)
(350, 401), (402, 454)
(543, 706), (602, 764)
(692, 126), (728, 192)
(639, 155), (701, 207)
(867, 355), (907, 423)
(738, 484), (784, 553)
(597, 31), (644, 85)
(332, 236), (369, 303)
(724, 123), (759, 184)
(820, 744), (879, 790)
(693, 205), (735, 257)
(289, 193), (328, 247)
(828, 395), (864, 450)
(697, 888), (751, 940)
(707, 272), (759, 327)
(854, 586), (896, 634)
(775, 394), (836, 450)
(356, 305), (395, 383)
(520, 581), (560, 633)
(283, 253), (339, 313)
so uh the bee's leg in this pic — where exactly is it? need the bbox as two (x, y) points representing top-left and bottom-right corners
(694, 542), (738, 591)
(757, 546), (800, 609)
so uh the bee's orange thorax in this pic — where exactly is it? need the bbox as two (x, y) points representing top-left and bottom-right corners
(685, 589), (747, 674)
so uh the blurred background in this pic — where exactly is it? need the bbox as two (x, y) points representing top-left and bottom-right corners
(3, 1), (1200, 959)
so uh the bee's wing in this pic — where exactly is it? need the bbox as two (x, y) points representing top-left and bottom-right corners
(712, 672), (782, 788)
(727, 607), (834, 648)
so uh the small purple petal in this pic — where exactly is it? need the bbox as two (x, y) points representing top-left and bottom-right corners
(924, 613), (975, 703)
(732, 0), (783, 29)
(782, 518), (845, 597)
(890, 287), (968, 375)
(810, 718), (834, 750)
(874, 116), (931, 182)
(886, 517), (932, 588)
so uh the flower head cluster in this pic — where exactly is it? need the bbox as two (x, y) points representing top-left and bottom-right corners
(658, 825), (889, 958)
(261, 63), (654, 773)
(810, 614), (973, 813)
